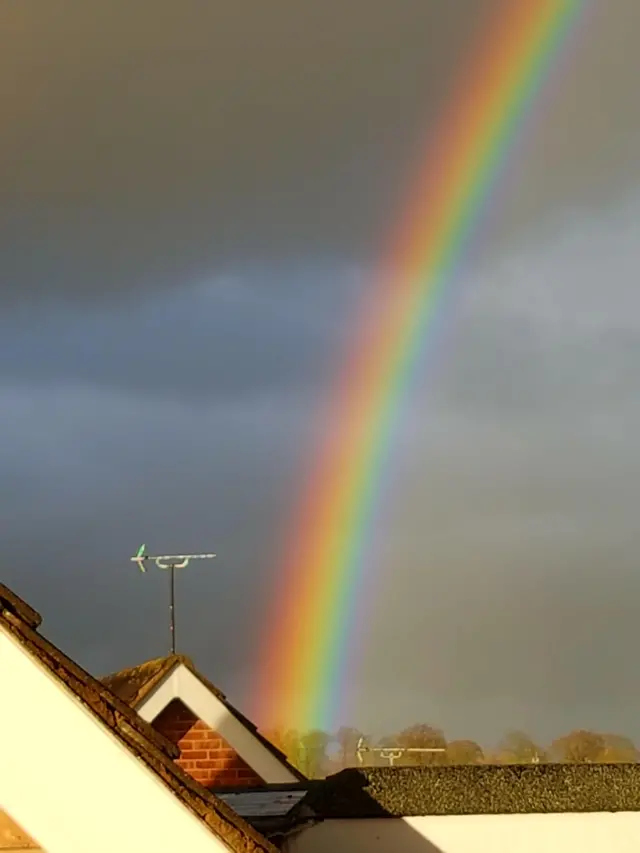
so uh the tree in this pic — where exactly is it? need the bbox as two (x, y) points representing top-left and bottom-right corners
(396, 724), (447, 765)
(550, 730), (605, 763)
(370, 734), (401, 767)
(598, 734), (638, 763)
(446, 739), (484, 765)
(263, 728), (304, 770)
(495, 731), (547, 764)
(299, 730), (331, 778)
(335, 727), (364, 769)
(263, 728), (287, 755)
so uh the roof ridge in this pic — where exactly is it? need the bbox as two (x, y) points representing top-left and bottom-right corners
(0, 583), (277, 851)
(1, 608), (181, 761)
(100, 653), (192, 679)
(0, 583), (41, 630)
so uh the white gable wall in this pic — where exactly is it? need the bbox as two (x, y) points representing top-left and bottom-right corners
(137, 664), (297, 784)
(284, 813), (640, 853)
(0, 626), (232, 853)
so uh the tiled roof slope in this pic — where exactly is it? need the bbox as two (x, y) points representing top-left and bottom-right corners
(103, 654), (306, 782)
(0, 583), (277, 853)
(102, 655), (180, 705)
(302, 765), (640, 818)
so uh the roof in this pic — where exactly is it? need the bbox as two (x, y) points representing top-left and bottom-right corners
(0, 583), (277, 853)
(216, 785), (313, 847)
(217, 788), (307, 821)
(301, 765), (640, 818)
(102, 655), (184, 706)
(102, 654), (306, 782)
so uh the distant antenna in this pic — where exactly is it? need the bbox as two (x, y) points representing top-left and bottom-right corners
(131, 544), (216, 655)
(355, 737), (446, 767)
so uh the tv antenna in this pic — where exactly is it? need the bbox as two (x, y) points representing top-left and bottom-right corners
(131, 544), (216, 655)
(355, 737), (446, 767)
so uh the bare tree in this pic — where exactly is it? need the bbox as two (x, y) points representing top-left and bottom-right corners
(446, 739), (484, 764)
(495, 731), (547, 764)
(335, 726), (364, 769)
(550, 730), (605, 763)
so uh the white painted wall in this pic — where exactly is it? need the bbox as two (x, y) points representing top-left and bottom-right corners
(284, 812), (640, 853)
(138, 664), (298, 784)
(0, 626), (233, 853)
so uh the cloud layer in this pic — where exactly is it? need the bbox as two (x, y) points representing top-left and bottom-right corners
(1, 1), (639, 303)
(2, 1), (640, 745)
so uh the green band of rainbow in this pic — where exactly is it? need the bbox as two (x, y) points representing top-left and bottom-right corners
(256, 0), (586, 733)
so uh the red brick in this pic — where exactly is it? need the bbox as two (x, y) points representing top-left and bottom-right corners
(216, 749), (236, 761)
(216, 771), (237, 782)
(180, 749), (208, 760)
(237, 769), (259, 780)
(191, 771), (209, 783)
(193, 739), (220, 750)
(151, 700), (266, 788)
(202, 759), (226, 770)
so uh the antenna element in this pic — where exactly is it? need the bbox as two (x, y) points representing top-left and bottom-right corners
(131, 545), (216, 655)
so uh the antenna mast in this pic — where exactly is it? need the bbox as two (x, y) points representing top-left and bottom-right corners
(131, 544), (216, 655)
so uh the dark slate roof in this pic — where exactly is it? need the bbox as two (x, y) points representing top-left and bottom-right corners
(301, 765), (640, 818)
(102, 654), (306, 782)
(0, 583), (277, 853)
(215, 785), (315, 846)
(217, 788), (307, 821)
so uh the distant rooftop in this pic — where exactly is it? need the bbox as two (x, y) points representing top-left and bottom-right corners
(101, 653), (305, 782)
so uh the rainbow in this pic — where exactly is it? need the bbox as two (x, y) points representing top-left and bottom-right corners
(256, 0), (586, 733)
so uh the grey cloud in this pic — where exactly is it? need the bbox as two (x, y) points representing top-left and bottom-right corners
(0, 265), (361, 400)
(4, 193), (640, 744)
(1, 382), (307, 689)
(339, 195), (640, 743)
(0, 0), (492, 302)
(3, 1), (640, 746)
(428, 193), (640, 420)
(1, 1), (640, 304)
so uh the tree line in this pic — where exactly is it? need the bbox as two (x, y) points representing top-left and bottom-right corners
(263, 724), (640, 779)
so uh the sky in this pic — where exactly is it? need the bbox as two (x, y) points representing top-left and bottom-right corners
(2, 0), (640, 747)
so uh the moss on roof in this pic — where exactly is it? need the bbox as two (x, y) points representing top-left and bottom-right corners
(102, 655), (185, 705)
(303, 764), (640, 818)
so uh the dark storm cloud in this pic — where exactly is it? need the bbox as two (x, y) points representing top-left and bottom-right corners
(4, 190), (639, 743)
(346, 192), (640, 742)
(3, 0), (640, 745)
(2, 1), (639, 304)
(0, 266), (361, 401)
(0, 0), (493, 302)
(1, 382), (307, 683)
